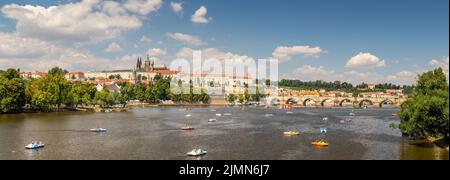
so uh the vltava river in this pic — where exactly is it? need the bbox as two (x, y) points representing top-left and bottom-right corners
(0, 107), (448, 160)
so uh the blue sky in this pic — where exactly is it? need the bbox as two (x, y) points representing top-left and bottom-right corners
(0, 0), (448, 85)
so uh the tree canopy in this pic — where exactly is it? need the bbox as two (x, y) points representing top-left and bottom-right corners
(0, 69), (26, 113)
(398, 68), (449, 139)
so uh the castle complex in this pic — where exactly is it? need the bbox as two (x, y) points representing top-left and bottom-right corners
(85, 55), (170, 83)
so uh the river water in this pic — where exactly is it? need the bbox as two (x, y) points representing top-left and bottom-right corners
(0, 107), (448, 160)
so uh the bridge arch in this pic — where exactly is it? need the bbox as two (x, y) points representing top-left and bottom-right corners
(379, 99), (395, 108)
(286, 98), (298, 105)
(303, 98), (316, 106)
(359, 99), (373, 107)
(339, 99), (353, 107)
(321, 99), (334, 107)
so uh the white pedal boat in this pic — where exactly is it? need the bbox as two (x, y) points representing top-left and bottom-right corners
(187, 149), (208, 156)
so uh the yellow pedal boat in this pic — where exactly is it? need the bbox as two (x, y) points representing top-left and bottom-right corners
(311, 140), (329, 146)
(283, 131), (300, 136)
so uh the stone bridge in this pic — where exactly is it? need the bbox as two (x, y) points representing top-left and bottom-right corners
(276, 95), (406, 108)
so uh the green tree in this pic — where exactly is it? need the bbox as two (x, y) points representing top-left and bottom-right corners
(227, 94), (237, 104)
(69, 82), (96, 107)
(0, 69), (26, 113)
(31, 90), (53, 112)
(199, 90), (210, 104)
(398, 68), (449, 139)
(93, 89), (111, 108)
(36, 67), (71, 109)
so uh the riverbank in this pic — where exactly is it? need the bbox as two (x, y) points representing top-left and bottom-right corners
(0, 107), (129, 114)
(408, 137), (449, 151)
(2, 103), (402, 115)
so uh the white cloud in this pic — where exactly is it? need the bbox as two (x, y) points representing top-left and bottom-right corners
(140, 35), (152, 43)
(100, 1), (127, 15)
(290, 65), (404, 84)
(147, 48), (167, 57)
(343, 70), (386, 83)
(105, 42), (123, 52)
(167, 32), (204, 46)
(0, 0), (162, 43)
(346, 52), (386, 68)
(176, 48), (253, 62)
(123, 0), (163, 15)
(170, 2), (183, 14)
(429, 56), (449, 77)
(191, 6), (211, 24)
(288, 62), (421, 85)
(429, 59), (441, 66)
(272, 45), (324, 61)
(0, 32), (110, 71)
(113, 53), (142, 70)
(386, 71), (418, 85)
(292, 65), (343, 82)
(0, 32), (50, 58)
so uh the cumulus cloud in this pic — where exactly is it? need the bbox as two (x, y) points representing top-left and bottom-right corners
(191, 6), (211, 24)
(346, 52), (386, 68)
(123, 0), (163, 15)
(0, 33), (110, 71)
(167, 33), (204, 46)
(170, 2), (183, 14)
(272, 45), (324, 61)
(147, 48), (167, 57)
(0, 32), (50, 58)
(105, 42), (123, 52)
(0, 0), (161, 43)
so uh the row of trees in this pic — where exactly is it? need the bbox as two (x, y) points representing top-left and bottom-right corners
(118, 78), (210, 104)
(280, 80), (355, 91)
(0, 67), (211, 113)
(279, 79), (414, 95)
(227, 88), (265, 104)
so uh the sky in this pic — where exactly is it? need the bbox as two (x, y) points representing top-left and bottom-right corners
(0, 0), (448, 85)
